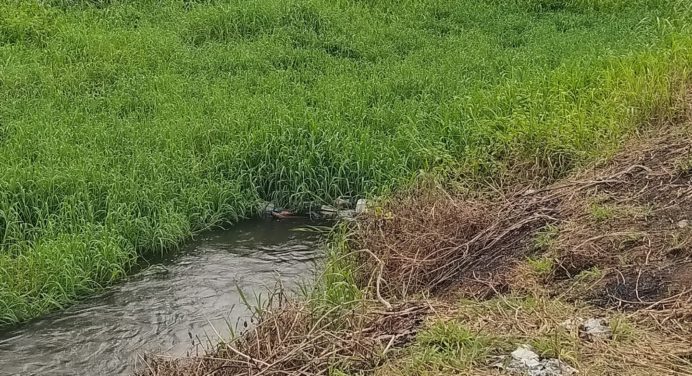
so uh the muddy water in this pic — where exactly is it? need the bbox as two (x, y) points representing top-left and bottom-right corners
(0, 219), (325, 376)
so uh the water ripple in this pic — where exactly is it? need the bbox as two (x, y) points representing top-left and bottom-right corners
(0, 219), (325, 376)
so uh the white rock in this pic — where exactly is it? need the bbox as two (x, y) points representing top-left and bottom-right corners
(511, 345), (541, 369)
(677, 219), (689, 229)
(539, 359), (577, 376)
(355, 198), (368, 214)
(580, 318), (611, 341)
(495, 345), (578, 376)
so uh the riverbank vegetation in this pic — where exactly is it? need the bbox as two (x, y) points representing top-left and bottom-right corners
(2, 0), (692, 327)
(139, 99), (691, 375)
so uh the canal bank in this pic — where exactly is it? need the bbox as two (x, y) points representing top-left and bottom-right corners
(0, 219), (326, 375)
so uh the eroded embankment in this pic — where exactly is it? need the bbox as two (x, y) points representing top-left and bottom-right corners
(138, 108), (691, 375)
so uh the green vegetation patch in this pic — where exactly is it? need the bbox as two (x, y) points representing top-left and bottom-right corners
(398, 320), (494, 373)
(1, 0), (692, 325)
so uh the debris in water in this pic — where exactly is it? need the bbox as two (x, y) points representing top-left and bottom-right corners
(493, 344), (577, 376)
(261, 201), (275, 214)
(319, 205), (357, 220)
(261, 202), (303, 219)
(271, 209), (299, 219)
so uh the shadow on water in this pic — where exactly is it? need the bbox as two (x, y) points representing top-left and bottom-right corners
(0, 218), (329, 376)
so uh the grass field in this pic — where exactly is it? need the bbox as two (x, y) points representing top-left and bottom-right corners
(1, 0), (691, 326)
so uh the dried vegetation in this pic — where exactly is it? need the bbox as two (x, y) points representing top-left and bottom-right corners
(138, 291), (429, 375)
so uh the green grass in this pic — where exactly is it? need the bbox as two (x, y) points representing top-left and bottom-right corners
(405, 320), (492, 372)
(1, 0), (692, 326)
(589, 203), (615, 221)
(675, 157), (692, 176)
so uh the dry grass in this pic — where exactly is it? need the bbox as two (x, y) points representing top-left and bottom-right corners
(530, 101), (692, 344)
(353, 186), (561, 300)
(136, 290), (429, 376)
(354, 94), (692, 312)
(377, 297), (692, 376)
(349, 93), (692, 375)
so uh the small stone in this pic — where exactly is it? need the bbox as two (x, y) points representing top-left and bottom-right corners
(495, 345), (578, 376)
(355, 198), (368, 214)
(541, 359), (577, 376)
(580, 318), (611, 341)
(677, 219), (689, 229)
(511, 345), (541, 369)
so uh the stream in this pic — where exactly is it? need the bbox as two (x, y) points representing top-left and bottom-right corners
(0, 219), (325, 375)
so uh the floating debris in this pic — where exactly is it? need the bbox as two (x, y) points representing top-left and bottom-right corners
(260, 201), (275, 215)
(318, 204), (357, 220)
(271, 209), (299, 219)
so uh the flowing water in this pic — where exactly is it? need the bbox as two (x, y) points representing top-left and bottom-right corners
(0, 219), (325, 376)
